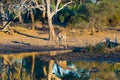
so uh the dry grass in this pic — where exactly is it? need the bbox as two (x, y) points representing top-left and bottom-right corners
(10, 26), (28, 32)
(0, 26), (120, 49)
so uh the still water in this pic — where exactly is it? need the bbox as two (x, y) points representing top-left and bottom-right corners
(0, 50), (120, 80)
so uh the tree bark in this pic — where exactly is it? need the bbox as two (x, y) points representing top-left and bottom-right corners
(48, 17), (56, 41)
(30, 10), (35, 30)
(48, 60), (54, 80)
(91, 18), (95, 35)
(46, 0), (72, 43)
(0, 2), (8, 27)
(18, 14), (23, 24)
(41, 11), (46, 29)
(1, 0), (27, 32)
(46, 0), (56, 41)
(43, 66), (47, 77)
(3, 55), (11, 80)
(31, 54), (35, 80)
(20, 58), (24, 80)
(41, 0), (46, 29)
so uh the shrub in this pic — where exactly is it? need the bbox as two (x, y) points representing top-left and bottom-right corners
(108, 14), (120, 26)
(68, 16), (88, 29)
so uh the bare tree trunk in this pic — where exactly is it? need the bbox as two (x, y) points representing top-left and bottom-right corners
(48, 17), (57, 42)
(48, 51), (62, 80)
(89, 17), (95, 35)
(18, 14), (23, 24)
(46, 0), (57, 42)
(46, 0), (72, 44)
(48, 60), (54, 80)
(3, 55), (11, 80)
(30, 10), (35, 30)
(41, 0), (46, 30)
(41, 11), (46, 29)
(0, 3), (11, 32)
(7, 65), (11, 80)
(30, 54), (35, 80)
(80, 0), (84, 4)
(0, 2), (8, 27)
(20, 58), (24, 80)
(43, 66), (47, 77)
(2, 13), (22, 32)
(91, 18), (95, 35)
(0, 2), (5, 26)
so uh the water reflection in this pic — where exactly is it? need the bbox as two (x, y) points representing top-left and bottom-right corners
(0, 51), (120, 80)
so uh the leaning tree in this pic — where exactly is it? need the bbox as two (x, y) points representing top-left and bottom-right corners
(0, 0), (29, 32)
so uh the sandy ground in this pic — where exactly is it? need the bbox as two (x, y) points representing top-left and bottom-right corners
(0, 26), (120, 53)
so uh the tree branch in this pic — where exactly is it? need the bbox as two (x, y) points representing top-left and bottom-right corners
(51, 1), (73, 17)
(2, 0), (27, 31)
(29, 5), (45, 11)
(57, 1), (73, 12)
(33, 0), (45, 11)
(55, 0), (61, 11)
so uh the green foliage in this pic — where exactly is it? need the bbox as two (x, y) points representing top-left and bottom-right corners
(109, 13), (120, 26)
(59, 14), (65, 23)
(68, 16), (88, 29)
(95, 43), (107, 53)
(51, 2), (56, 10)
(85, 43), (109, 53)
(56, 7), (74, 25)
(77, 4), (89, 21)
(86, 45), (95, 52)
(66, 4), (89, 29)
(58, 8), (72, 23)
(67, 0), (120, 29)
(2, 0), (120, 30)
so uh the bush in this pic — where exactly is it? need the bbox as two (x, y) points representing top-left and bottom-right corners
(85, 43), (110, 53)
(108, 14), (120, 26)
(68, 16), (88, 29)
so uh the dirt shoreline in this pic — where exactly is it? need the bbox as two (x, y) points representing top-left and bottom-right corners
(0, 44), (72, 54)
(1, 43), (120, 62)
(0, 27), (120, 61)
(45, 51), (120, 62)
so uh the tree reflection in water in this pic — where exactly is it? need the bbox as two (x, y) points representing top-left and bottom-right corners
(0, 51), (119, 80)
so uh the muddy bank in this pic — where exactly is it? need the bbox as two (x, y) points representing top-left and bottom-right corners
(0, 43), (120, 62)
(45, 51), (120, 62)
(0, 26), (120, 62)
(0, 44), (71, 54)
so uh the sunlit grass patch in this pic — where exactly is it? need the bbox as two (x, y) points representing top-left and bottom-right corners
(10, 26), (29, 32)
